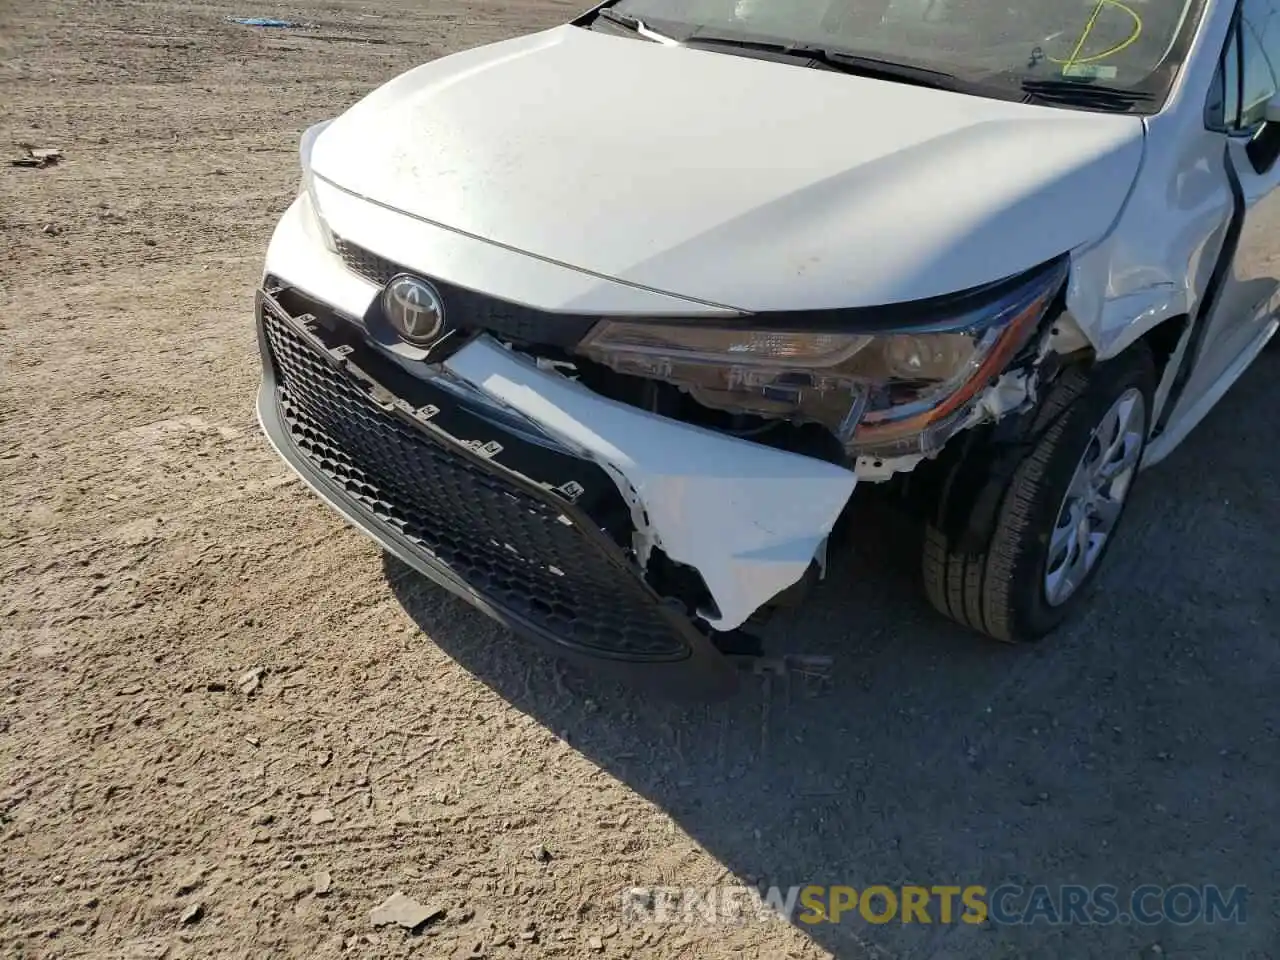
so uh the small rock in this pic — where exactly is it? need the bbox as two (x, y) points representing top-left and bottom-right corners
(531, 844), (551, 863)
(369, 891), (445, 930)
(310, 807), (335, 825)
(252, 812), (275, 826)
(143, 238), (157, 247)
(588, 935), (604, 951)
(205, 681), (227, 692)
(313, 871), (332, 896)
(42, 223), (61, 236)
(176, 871), (204, 896)
(245, 736), (260, 747)
(180, 902), (204, 925)
(238, 668), (264, 696)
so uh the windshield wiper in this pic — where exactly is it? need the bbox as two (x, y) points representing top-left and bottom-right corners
(594, 8), (679, 45)
(1021, 78), (1153, 112)
(679, 35), (969, 92)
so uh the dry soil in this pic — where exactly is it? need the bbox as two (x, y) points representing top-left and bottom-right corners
(1, 2), (1277, 959)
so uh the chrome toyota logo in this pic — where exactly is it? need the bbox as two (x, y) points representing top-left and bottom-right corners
(383, 274), (446, 345)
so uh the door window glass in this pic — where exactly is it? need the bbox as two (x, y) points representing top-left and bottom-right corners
(1240, 0), (1279, 128)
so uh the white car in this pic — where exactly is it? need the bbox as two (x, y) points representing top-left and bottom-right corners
(257, 0), (1279, 692)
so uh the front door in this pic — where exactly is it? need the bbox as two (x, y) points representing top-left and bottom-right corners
(1169, 0), (1280, 425)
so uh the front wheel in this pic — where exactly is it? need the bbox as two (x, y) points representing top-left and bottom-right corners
(922, 347), (1155, 642)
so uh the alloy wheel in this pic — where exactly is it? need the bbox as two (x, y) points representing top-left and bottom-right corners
(1043, 387), (1146, 607)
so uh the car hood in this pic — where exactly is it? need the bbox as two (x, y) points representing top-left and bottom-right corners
(312, 25), (1145, 312)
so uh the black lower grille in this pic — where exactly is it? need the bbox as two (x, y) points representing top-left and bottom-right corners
(261, 304), (691, 661)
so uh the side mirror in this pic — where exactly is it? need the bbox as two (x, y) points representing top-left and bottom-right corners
(1267, 91), (1280, 124)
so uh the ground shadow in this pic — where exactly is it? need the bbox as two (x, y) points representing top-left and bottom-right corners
(385, 361), (1279, 959)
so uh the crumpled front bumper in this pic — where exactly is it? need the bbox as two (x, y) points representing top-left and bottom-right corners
(256, 286), (739, 694)
(257, 195), (858, 693)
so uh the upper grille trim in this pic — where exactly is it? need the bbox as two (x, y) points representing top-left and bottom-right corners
(333, 236), (597, 348)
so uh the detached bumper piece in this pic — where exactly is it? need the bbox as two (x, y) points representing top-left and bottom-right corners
(255, 285), (736, 695)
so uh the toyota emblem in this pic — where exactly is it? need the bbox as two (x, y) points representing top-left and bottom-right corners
(383, 274), (446, 346)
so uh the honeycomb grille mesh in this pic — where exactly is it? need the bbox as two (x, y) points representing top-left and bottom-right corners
(262, 308), (690, 661)
(335, 238), (399, 287)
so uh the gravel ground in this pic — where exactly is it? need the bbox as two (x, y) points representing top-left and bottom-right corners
(1, 1), (1277, 958)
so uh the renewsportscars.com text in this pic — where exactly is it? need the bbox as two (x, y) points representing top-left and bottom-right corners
(620, 883), (1248, 926)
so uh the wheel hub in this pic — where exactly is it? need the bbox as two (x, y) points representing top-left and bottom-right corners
(1043, 386), (1146, 608)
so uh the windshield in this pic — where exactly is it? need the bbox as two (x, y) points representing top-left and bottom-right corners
(603, 0), (1207, 107)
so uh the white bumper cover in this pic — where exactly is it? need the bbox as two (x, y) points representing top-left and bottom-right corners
(265, 196), (857, 631)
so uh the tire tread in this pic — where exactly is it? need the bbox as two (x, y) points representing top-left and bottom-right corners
(920, 360), (1144, 643)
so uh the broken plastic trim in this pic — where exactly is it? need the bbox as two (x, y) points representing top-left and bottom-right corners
(442, 337), (858, 632)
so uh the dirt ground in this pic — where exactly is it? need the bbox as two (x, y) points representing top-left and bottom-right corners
(1, 1), (1277, 958)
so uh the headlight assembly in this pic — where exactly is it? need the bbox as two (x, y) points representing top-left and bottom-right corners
(577, 259), (1068, 456)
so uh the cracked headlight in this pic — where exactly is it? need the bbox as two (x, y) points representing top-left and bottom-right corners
(577, 259), (1067, 455)
(299, 119), (335, 250)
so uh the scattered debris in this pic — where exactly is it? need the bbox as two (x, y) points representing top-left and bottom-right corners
(739, 654), (833, 679)
(531, 843), (552, 863)
(310, 807), (335, 825)
(369, 891), (445, 930)
(238, 668), (264, 696)
(313, 871), (332, 896)
(180, 902), (204, 925)
(226, 16), (304, 28)
(11, 146), (62, 169)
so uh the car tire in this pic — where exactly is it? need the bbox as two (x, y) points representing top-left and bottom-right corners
(922, 345), (1155, 642)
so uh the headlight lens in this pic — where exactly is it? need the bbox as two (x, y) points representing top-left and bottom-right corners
(577, 260), (1067, 455)
(578, 326), (873, 368)
(299, 120), (335, 250)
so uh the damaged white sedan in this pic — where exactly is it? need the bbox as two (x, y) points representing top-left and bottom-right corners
(257, 0), (1279, 692)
